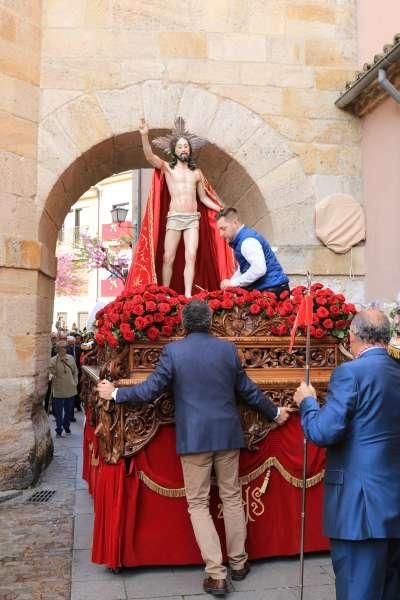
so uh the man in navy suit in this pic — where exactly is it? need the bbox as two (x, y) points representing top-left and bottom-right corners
(293, 309), (400, 600)
(98, 299), (292, 596)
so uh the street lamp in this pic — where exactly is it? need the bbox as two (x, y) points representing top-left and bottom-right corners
(110, 204), (128, 223)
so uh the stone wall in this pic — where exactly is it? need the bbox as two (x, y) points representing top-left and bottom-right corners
(0, 1), (54, 490)
(0, 0), (364, 489)
(38, 0), (363, 296)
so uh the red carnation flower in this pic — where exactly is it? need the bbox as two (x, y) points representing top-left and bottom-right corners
(134, 316), (145, 331)
(265, 306), (275, 318)
(277, 323), (288, 336)
(109, 312), (120, 324)
(146, 326), (160, 342)
(145, 301), (157, 312)
(161, 325), (173, 337)
(143, 314), (154, 326)
(316, 306), (329, 319)
(335, 319), (346, 329)
(95, 332), (105, 346)
(249, 303), (261, 315)
(315, 296), (328, 306)
(322, 318), (334, 330)
(156, 293), (168, 302)
(153, 312), (165, 323)
(120, 311), (130, 323)
(132, 294), (143, 304)
(279, 290), (289, 300)
(249, 290), (261, 300)
(311, 283), (324, 291)
(158, 302), (171, 314)
(315, 328), (324, 338)
(284, 299), (294, 312)
(208, 299), (221, 310)
(106, 333), (118, 347)
(120, 323), (135, 342)
(292, 285), (306, 295)
(292, 294), (303, 305)
(221, 299), (234, 309)
(132, 304), (144, 316)
(143, 291), (156, 301)
(330, 305), (340, 315)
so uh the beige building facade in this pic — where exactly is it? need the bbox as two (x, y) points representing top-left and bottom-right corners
(0, 0), (394, 489)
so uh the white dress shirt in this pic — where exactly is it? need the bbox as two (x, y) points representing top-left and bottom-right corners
(229, 233), (267, 288)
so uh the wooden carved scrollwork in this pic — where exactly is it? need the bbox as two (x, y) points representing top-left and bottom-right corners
(80, 369), (99, 427)
(129, 347), (163, 371)
(240, 384), (328, 450)
(211, 307), (282, 337)
(123, 393), (175, 456)
(95, 398), (125, 464)
(99, 346), (130, 381)
(237, 346), (336, 369)
(129, 338), (340, 372)
(83, 332), (343, 464)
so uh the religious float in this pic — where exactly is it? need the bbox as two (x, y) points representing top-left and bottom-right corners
(81, 282), (355, 570)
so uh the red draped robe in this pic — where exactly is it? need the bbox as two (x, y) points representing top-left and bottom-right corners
(124, 169), (234, 294)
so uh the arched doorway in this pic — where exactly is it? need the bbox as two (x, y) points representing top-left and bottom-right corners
(4, 83), (313, 489)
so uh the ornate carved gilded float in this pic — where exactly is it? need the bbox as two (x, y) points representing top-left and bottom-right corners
(82, 312), (345, 465)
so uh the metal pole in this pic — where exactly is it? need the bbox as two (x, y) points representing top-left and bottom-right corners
(298, 272), (312, 600)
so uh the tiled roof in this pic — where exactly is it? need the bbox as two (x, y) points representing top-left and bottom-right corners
(336, 33), (400, 116)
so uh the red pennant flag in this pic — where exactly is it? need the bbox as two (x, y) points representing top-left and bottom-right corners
(289, 293), (313, 352)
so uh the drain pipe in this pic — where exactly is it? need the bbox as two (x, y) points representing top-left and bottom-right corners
(378, 68), (400, 103)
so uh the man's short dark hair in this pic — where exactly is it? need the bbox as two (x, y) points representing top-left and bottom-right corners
(216, 207), (239, 221)
(182, 300), (212, 332)
(350, 310), (391, 345)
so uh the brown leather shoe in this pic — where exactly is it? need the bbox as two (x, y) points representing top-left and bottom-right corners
(203, 576), (228, 596)
(231, 561), (251, 581)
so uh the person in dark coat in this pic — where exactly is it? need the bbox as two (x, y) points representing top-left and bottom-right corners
(293, 309), (400, 600)
(97, 299), (292, 596)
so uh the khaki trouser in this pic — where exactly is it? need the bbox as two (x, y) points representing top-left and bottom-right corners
(180, 449), (248, 579)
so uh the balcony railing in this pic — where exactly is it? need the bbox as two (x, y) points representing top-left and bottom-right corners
(57, 226), (90, 248)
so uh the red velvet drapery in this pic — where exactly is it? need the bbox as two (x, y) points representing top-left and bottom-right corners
(84, 415), (328, 569)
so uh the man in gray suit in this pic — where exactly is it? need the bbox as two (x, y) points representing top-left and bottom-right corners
(98, 300), (292, 596)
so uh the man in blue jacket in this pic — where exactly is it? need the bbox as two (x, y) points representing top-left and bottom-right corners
(293, 309), (400, 600)
(98, 299), (292, 596)
(216, 207), (289, 296)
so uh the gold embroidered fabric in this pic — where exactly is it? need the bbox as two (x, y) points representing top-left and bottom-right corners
(136, 457), (325, 498)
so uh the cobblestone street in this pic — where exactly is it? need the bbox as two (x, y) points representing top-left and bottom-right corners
(0, 414), (335, 600)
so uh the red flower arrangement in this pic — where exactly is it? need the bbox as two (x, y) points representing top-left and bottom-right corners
(94, 282), (356, 348)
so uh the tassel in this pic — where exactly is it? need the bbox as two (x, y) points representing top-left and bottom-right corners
(260, 469), (271, 495)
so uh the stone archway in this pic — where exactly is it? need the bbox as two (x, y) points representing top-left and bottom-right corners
(38, 81), (313, 253)
(1, 82), (314, 490)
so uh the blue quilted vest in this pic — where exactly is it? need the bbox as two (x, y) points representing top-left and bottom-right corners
(229, 227), (288, 290)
